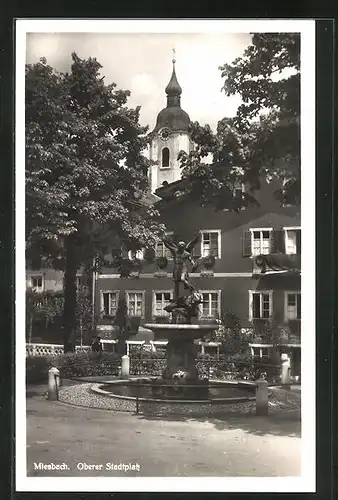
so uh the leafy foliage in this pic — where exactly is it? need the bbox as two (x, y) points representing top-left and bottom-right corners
(26, 351), (121, 384)
(26, 54), (165, 350)
(56, 351), (120, 378)
(26, 355), (52, 384)
(220, 33), (300, 204)
(26, 289), (64, 342)
(26, 285), (94, 345)
(220, 33), (300, 124)
(179, 33), (300, 207)
(26, 289), (64, 323)
(216, 312), (253, 355)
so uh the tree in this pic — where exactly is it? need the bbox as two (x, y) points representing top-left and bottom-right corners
(179, 33), (300, 206)
(217, 312), (252, 356)
(26, 289), (64, 342)
(26, 54), (165, 351)
(220, 33), (300, 205)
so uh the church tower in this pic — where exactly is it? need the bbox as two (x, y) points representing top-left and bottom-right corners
(149, 52), (193, 193)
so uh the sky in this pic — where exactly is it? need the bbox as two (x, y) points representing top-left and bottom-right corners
(26, 32), (252, 132)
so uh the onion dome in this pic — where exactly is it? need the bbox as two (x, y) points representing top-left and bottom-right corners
(152, 53), (190, 134)
(165, 65), (182, 98)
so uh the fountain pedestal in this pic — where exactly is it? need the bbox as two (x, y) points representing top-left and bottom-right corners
(143, 323), (217, 400)
(162, 337), (199, 380)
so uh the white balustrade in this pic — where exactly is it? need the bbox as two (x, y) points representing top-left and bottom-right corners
(26, 339), (218, 357)
(26, 343), (91, 357)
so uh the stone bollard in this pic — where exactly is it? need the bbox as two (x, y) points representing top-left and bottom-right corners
(281, 353), (291, 386)
(48, 367), (60, 401)
(255, 379), (269, 416)
(121, 355), (130, 379)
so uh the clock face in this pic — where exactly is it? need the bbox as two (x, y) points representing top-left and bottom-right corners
(159, 128), (171, 141)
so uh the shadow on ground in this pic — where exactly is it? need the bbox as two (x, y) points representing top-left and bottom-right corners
(135, 408), (301, 438)
(26, 387), (47, 398)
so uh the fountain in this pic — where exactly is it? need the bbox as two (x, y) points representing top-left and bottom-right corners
(143, 234), (217, 399)
(85, 234), (259, 414)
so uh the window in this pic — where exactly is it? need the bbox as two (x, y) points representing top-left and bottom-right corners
(249, 291), (273, 319)
(284, 228), (301, 255)
(200, 291), (221, 318)
(126, 291), (145, 317)
(41, 257), (52, 269)
(155, 232), (173, 259)
(128, 249), (144, 260)
(251, 346), (270, 359)
(251, 229), (272, 256)
(31, 275), (44, 292)
(102, 291), (119, 316)
(161, 147), (170, 169)
(200, 230), (221, 258)
(285, 292), (301, 320)
(155, 242), (173, 259)
(153, 291), (173, 317)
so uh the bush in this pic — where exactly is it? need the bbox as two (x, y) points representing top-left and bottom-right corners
(195, 353), (280, 382)
(130, 349), (166, 360)
(217, 312), (253, 356)
(130, 358), (166, 376)
(26, 352), (121, 383)
(26, 350), (281, 384)
(55, 351), (121, 378)
(26, 355), (54, 384)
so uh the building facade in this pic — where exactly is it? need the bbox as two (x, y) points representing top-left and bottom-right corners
(94, 61), (301, 376)
(26, 59), (301, 375)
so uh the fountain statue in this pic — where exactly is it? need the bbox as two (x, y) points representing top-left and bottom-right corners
(144, 234), (219, 398)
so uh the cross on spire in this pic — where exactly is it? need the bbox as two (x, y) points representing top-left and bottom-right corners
(172, 48), (176, 64)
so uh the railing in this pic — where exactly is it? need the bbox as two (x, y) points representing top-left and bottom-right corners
(26, 343), (91, 357)
(250, 334), (301, 346)
(25, 340), (221, 358)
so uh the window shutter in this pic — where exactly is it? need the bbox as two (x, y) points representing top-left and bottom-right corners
(103, 293), (109, 315)
(210, 233), (219, 257)
(252, 293), (260, 318)
(242, 230), (251, 257)
(297, 294), (301, 318)
(271, 230), (285, 253)
(279, 230), (286, 253)
(296, 230), (301, 254)
(192, 234), (202, 257)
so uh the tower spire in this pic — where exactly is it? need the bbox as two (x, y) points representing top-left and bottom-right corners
(165, 49), (182, 107)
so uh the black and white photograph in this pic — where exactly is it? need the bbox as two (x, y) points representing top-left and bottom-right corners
(16, 19), (316, 493)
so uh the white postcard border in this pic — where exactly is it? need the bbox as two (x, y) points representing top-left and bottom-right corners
(16, 18), (316, 493)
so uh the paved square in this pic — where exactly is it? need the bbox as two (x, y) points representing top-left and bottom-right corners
(26, 386), (301, 477)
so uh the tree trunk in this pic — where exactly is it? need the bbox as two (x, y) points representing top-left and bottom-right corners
(63, 236), (78, 352)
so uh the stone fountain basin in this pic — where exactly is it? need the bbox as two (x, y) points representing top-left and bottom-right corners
(143, 323), (217, 341)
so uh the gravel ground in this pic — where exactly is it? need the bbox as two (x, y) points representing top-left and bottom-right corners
(57, 382), (301, 417)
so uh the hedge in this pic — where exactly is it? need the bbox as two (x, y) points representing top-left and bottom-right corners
(26, 355), (52, 384)
(26, 351), (281, 384)
(26, 351), (121, 384)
